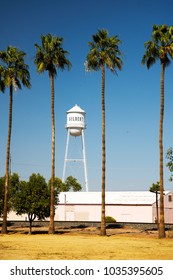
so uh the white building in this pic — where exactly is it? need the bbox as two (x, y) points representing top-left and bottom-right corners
(55, 191), (173, 223)
(2, 191), (173, 223)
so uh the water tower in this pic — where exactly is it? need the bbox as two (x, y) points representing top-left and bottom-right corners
(62, 105), (89, 191)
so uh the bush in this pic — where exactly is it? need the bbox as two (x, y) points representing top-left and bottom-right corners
(105, 216), (116, 223)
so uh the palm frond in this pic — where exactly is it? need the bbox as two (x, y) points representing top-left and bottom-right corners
(0, 66), (5, 93)
(86, 29), (123, 73)
(0, 46), (31, 92)
(143, 24), (173, 68)
(34, 33), (71, 77)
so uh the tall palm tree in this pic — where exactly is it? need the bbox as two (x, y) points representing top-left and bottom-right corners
(0, 46), (31, 234)
(85, 29), (123, 236)
(34, 34), (71, 234)
(142, 24), (173, 238)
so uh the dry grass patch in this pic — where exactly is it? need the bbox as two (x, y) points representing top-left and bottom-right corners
(0, 226), (173, 260)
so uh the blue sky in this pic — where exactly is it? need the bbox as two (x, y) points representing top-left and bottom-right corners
(0, 0), (173, 191)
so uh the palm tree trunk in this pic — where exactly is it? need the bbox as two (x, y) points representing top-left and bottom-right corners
(100, 64), (106, 236)
(156, 191), (159, 229)
(159, 63), (165, 238)
(48, 74), (55, 234)
(1, 86), (13, 234)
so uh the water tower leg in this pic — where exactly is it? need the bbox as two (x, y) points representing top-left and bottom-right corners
(62, 129), (70, 182)
(81, 129), (89, 191)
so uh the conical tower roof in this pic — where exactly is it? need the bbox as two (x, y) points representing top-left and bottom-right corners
(67, 104), (85, 113)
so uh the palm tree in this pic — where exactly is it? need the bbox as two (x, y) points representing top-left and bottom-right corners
(34, 34), (71, 234)
(0, 46), (31, 234)
(142, 24), (173, 238)
(85, 29), (123, 235)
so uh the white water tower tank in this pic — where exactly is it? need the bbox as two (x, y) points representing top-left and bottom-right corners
(66, 104), (86, 136)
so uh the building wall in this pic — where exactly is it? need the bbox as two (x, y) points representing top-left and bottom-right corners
(54, 205), (101, 221)
(106, 205), (153, 223)
(152, 192), (173, 223)
(55, 204), (153, 223)
(5, 211), (27, 221)
(164, 193), (173, 223)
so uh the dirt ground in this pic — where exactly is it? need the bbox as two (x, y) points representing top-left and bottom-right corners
(6, 223), (173, 237)
(1, 225), (173, 259)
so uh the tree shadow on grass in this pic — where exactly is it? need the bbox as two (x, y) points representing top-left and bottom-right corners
(5, 225), (71, 235)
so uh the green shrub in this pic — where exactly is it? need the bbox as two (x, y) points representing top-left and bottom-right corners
(105, 216), (116, 223)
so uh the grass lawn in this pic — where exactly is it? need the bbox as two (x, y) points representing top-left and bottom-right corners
(0, 226), (173, 260)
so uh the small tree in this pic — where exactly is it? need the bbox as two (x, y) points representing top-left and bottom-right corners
(48, 176), (82, 192)
(166, 147), (173, 181)
(149, 181), (160, 228)
(65, 176), (82, 192)
(0, 173), (20, 218)
(14, 173), (50, 234)
(8, 173), (20, 209)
